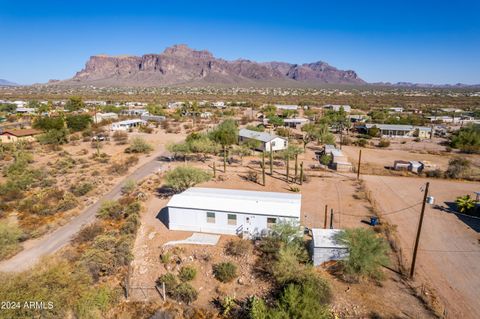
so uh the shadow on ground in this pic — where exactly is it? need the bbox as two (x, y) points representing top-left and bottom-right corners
(433, 202), (480, 233)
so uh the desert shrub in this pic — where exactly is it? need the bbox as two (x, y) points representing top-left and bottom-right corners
(139, 125), (154, 134)
(112, 131), (128, 144)
(74, 223), (104, 244)
(121, 179), (136, 194)
(178, 266), (197, 282)
(425, 169), (444, 178)
(445, 157), (470, 179)
(156, 273), (178, 291)
(245, 170), (258, 183)
(108, 161), (129, 175)
(354, 138), (368, 147)
(225, 239), (251, 257)
(0, 260), (95, 319)
(97, 200), (123, 220)
(341, 135), (352, 146)
(0, 221), (22, 260)
(125, 155), (139, 167)
(81, 248), (116, 280)
(164, 166), (211, 192)
(160, 251), (172, 264)
(368, 126), (380, 137)
(37, 128), (69, 145)
(170, 283), (198, 304)
(120, 213), (140, 234)
(377, 138), (390, 148)
(125, 137), (153, 154)
(75, 284), (119, 319)
(336, 228), (390, 281)
(213, 262), (238, 283)
(70, 182), (94, 196)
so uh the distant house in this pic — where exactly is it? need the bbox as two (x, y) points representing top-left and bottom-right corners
(440, 108), (463, 113)
(110, 119), (147, 131)
(358, 124), (432, 139)
(93, 112), (118, 123)
(141, 113), (166, 122)
(388, 107), (404, 113)
(239, 128), (288, 151)
(167, 101), (184, 109)
(121, 109), (148, 116)
(85, 100), (107, 106)
(274, 104), (299, 111)
(323, 104), (351, 113)
(348, 115), (368, 123)
(310, 229), (348, 266)
(15, 107), (36, 114)
(166, 187), (301, 237)
(0, 129), (42, 143)
(283, 118), (309, 129)
(213, 101), (225, 108)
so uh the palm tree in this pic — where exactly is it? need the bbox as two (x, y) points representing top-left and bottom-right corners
(455, 195), (477, 214)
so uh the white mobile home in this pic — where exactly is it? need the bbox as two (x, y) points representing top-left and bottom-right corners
(166, 188), (301, 237)
(359, 124), (432, 139)
(239, 128), (288, 152)
(110, 119), (147, 131)
(283, 118), (309, 129)
(93, 112), (118, 123)
(310, 228), (348, 266)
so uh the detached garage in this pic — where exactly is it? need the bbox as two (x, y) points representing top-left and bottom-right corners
(166, 187), (301, 238)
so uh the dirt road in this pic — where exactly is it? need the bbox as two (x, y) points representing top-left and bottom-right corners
(363, 175), (480, 319)
(0, 152), (167, 273)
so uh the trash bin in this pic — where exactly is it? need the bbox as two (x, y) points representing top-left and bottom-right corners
(370, 216), (379, 226)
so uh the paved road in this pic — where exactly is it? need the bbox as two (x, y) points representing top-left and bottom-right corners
(0, 153), (166, 273)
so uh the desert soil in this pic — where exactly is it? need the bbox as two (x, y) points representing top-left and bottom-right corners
(363, 174), (480, 319)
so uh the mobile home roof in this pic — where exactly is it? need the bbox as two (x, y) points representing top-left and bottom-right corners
(167, 187), (301, 218)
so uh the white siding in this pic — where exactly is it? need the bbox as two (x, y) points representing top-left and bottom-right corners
(168, 207), (297, 237)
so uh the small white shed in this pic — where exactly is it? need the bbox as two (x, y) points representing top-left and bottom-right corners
(238, 128), (288, 152)
(166, 187), (301, 237)
(310, 228), (349, 266)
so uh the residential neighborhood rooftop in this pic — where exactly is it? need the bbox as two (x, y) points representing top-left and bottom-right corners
(239, 128), (284, 143)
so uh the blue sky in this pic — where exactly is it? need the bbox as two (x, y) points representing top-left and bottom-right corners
(1, 0), (479, 85)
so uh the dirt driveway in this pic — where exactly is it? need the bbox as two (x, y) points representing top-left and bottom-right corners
(363, 175), (480, 319)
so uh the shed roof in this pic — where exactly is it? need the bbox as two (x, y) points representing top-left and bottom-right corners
(167, 187), (301, 218)
(365, 124), (431, 131)
(312, 229), (348, 248)
(239, 128), (285, 143)
(0, 129), (43, 137)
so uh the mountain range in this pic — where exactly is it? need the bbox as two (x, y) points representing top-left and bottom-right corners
(57, 44), (365, 87)
(0, 79), (19, 86)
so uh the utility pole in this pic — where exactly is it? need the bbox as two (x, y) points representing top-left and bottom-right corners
(299, 162), (304, 185)
(357, 149), (362, 180)
(269, 143), (273, 175)
(324, 205), (328, 229)
(330, 209), (334, 229)
(294, 154), (298, 182)
(213, 161), (216, 178)
(261, 151), (266, 186)
(410, 182), (430, 279)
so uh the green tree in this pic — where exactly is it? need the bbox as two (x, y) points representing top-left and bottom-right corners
(450, 124), (480, 154)
(164, 166), (211, 192)
(33, 116), (65, 130)
(368, 125), (380, 137)
(209, 119), (238, 172)
(65, 96), (84, 112)
(268, 115), (284, 127)
(66, 114), (92, 132)
(146, 104), (166, 116)
(336, 228), (390, 281)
